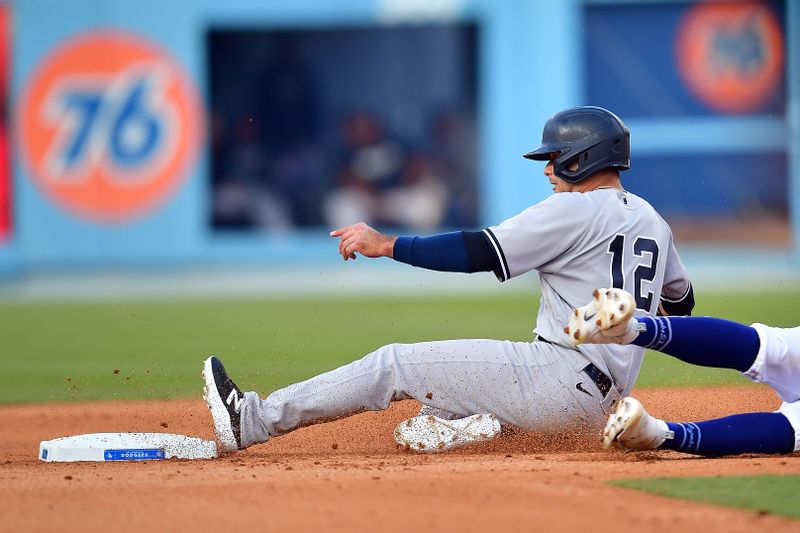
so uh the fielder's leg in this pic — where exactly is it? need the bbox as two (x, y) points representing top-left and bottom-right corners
(567, 289), (759, 371)
(605, 316), (800, 401)
(604, 396), (797, 456)
(744, 324), (800, 403)
(568, 289), (800, 401)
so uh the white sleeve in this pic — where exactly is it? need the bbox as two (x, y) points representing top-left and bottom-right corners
(484, 194), (591, 281)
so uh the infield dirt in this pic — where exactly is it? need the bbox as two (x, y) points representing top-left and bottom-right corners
(2, 385), (799, 533)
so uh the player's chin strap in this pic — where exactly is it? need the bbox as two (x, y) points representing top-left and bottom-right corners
(537, 335), (623, 415)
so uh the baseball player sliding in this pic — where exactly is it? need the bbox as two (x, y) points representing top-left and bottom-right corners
(567, 287), (800, 456)
(203, 106), (695, 453)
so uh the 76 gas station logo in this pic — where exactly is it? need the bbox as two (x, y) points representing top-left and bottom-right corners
(19, 32), (202, 222)
(44, 63), (177, 182)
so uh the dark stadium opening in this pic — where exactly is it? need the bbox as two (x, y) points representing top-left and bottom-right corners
(206, 24), (480, 233)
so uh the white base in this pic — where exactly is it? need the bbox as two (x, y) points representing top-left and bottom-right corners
(39, 433), (218, 462)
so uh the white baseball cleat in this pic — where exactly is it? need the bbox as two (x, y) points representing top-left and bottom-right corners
(566, 288), (639, 345)
(602, 397), (673, 450)
(394, 413), (501, 452)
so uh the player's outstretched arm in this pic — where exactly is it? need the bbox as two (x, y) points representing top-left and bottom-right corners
(330, 222), (502, 275)
(330, 222), (397, 261)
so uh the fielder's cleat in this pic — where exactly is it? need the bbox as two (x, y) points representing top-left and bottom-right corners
(394, 413), (501, 453)
(602, 397), (673, 450)
(203, 356), (244, 452)
(566, 288), (638, 345)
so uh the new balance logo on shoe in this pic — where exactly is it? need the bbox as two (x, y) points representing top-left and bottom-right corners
(226, 389), (243, 412)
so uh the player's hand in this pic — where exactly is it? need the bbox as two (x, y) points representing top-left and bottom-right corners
(329, 222), (397, 261)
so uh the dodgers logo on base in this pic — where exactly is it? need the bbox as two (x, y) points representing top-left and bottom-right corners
(104, 448), (166, 461)
(18, 31), (203, 222)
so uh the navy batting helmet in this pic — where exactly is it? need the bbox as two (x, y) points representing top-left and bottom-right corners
(523, 106), (630, 183)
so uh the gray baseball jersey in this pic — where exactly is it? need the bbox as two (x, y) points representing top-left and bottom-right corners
(485, 187), (689, 394)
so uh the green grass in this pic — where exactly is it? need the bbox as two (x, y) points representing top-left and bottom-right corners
(611, 475), (800, 519)
(1, 290), (798, 404)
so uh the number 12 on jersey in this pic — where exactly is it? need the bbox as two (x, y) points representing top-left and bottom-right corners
(607, 234), (660, 311)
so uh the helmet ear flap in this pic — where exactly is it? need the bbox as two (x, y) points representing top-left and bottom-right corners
(553, 152), (582, 182)
(567, 154), (583, 172)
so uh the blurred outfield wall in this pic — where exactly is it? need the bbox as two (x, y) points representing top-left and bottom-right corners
(0, 0), (798, 278)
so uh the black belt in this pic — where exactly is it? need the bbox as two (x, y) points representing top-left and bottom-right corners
(536, 335), (614, 398)
(580, 362), (613, 398)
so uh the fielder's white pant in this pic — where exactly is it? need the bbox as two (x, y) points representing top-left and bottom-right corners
(238, 339), (616, 448)
(745, 324), (800, 451)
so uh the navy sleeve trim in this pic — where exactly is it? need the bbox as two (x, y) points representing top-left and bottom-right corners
(482, 228), (510, 282)
(462, 231), (501, 273)
(659, 283), (695, 316)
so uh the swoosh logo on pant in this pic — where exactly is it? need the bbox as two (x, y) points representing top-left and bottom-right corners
(576, 382), (594, 397)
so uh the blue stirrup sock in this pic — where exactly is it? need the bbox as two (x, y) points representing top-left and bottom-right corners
(632, 316), (760, 372)
(660, 413), (795, 456)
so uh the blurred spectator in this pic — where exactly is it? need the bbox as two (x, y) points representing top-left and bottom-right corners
(430, 109), (479, 227)
(382, 153), (447, 231)
(322, 166), (376, 229)
(338, 111), (404, 190)
(212, 114), (292, 231)
(323, 111), (404, 228)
